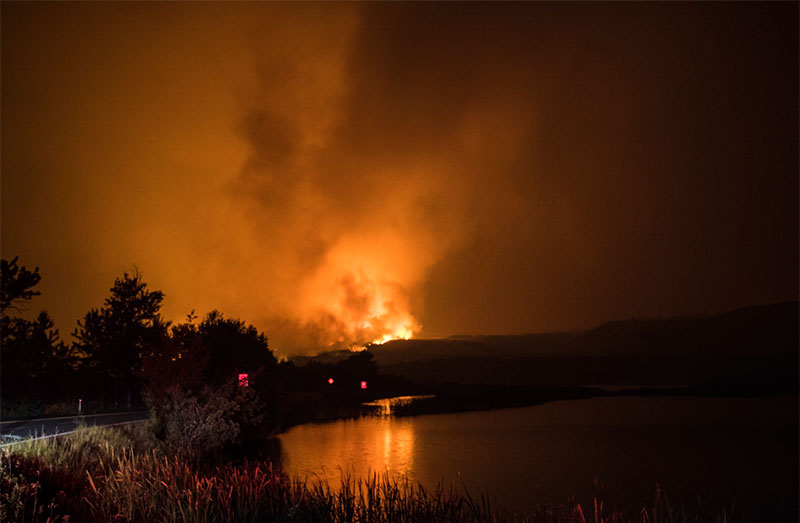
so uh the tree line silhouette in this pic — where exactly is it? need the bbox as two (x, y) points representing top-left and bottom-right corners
(1, 257), (382, 447)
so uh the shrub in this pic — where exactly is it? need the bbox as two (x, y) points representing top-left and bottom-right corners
(158, 385), (240, 459)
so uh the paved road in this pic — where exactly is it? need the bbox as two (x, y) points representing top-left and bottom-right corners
(0, 411), (149, 445)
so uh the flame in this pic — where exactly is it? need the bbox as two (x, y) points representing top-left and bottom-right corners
(295, 238), (422, 350)
(370, 325), (414, 346)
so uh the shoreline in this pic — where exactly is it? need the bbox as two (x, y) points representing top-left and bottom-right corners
(281, 384), (798, 429)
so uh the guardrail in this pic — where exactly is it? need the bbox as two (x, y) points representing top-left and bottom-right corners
(0, 412), (149, 448)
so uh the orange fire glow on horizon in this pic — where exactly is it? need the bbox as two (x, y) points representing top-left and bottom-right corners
(312, 266), (420, 349)
(284, 234), (427, 351)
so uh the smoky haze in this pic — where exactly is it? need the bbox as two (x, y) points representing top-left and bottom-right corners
(2, 3), (797, 356)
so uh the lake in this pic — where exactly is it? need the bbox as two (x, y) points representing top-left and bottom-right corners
(278, 395), (798, 515)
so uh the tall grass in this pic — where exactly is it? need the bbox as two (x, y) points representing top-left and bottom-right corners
(0, 426), (751, 522)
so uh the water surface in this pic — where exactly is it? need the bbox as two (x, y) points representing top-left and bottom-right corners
(279, 395), (798, 513)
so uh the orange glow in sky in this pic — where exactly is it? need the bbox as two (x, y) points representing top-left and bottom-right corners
(1, 2), (797, 358)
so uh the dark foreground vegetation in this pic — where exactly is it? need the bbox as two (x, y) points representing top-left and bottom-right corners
(0, 257), (393, 439)
(2, 425), (758, 523)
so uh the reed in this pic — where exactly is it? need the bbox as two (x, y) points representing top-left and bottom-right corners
(0, 426), (749, 523)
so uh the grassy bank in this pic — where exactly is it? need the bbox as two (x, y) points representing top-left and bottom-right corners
(0, 426), (757, 522)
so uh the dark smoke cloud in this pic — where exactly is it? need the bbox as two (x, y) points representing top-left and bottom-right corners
(2, 2), (796, 356)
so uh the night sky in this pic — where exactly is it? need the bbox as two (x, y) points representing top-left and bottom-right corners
(2, 2), (797, 356)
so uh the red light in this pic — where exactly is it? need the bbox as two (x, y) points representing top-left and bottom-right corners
(328, 378), (334, 385)
(238, 373), (249, 387)
(361, 381), (367, 389)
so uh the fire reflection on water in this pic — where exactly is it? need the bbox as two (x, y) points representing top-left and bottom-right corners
(362, 395), (436, 416)
(279, 396), (799, 512)
(280, 416), (417, 487)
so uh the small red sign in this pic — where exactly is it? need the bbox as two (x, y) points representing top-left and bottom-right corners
(360, 381), (367, 389)
(238, 373), (249, 387)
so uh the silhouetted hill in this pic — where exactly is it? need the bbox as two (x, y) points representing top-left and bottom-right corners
(291, 302), (799, 390)
(290, 349), (355, 367)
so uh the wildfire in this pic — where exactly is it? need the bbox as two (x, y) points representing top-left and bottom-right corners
(352, 283), (419, 347)
(369, 325), (414, 346)
(297, 256), (421, 350)
(289, 230), (431, 352)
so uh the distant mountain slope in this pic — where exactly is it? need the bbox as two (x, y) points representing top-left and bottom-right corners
(291, 302), (799, 389)
(373, 331), (581, 364)
(371, 301), (798, 363)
